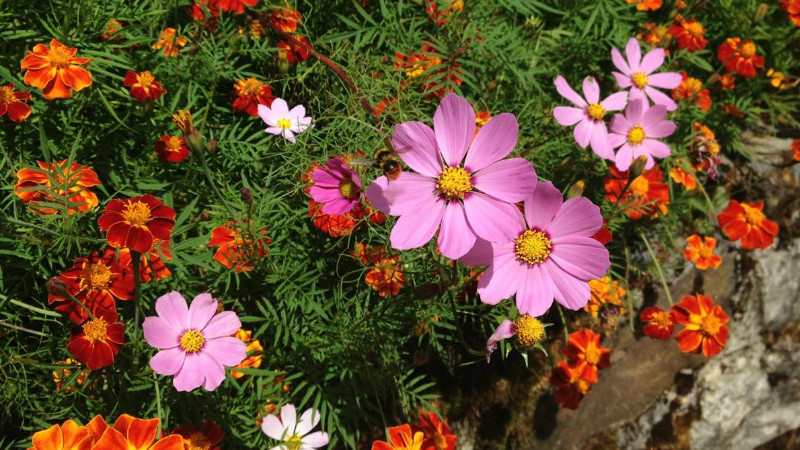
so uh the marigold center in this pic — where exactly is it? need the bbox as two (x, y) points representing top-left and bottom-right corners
(122, 201), (152, 227)
(84, 262), (112, 289)
(515, 230), (551, 265)
(180, 330), (205, 353)
(436, 166), (472, 200)
(166, 137), (184, 152)
(698, 244), (715, 259)
(687, 22), (704, 38)
(514, 315), (545, 347)
(285, 435), (303, 450)
(741, 203), (765, 225)
(338, 177), (360, 200)
(627, 126), (646, 145)
(631, 72), (648, 88)
(584, 344), (602, 365)
(277, 118), (293, 130)
(238, 78), (264, 95)
(700, 313), (723, 336)
(433, 434), (448, 450)
(586, 103), (606, 120)
(740, 41), (756, 58)
(629, 175), (650, 196)
(137, 71), (155, 89)
(0, 86), (16, 105)
(47, 46), (73, 69)
(576, 378), (592, 394)
(83, 317), (109, 343)
(186, 431), (211, 450)
(651, 310), (672, 327)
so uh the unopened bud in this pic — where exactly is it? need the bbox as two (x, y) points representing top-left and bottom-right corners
(629, 155), (649, 179)
(754, 3), (768, 23)
(207, 139), (218, 154)
(566, 180), (585, 199)
(199, 211), (211, 221)
(277, 52), (290, 74)
(240, 187), (253, 205)
(46, 278), (68, 297)
(380, 55), (390, 64)
(706, 73), (720, 86)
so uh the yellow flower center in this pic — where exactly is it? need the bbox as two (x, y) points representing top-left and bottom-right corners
(0, 86), (16, 105)
(700, 313), (723, 336)
(514, 315), (545, 347)
(515, 230), (552, 265)
(629, 175), (650, 197)
(631, 72), (648, 88)
(285, 435), (303, 450)
(166, 136), (184, 152)
(741, 203), (765, 226)
(48, 45), (73, 69)
(576, 378), (592, 394)
(740, 41), (756, 59)
(237, 78), (264, 96)
(627, 126), (646, 145)
(433, 434), (448, 450)
(277, 118), (292, 130)
(584, 344), (601, 366)
(687, 21), (704, 38)
(651, 310), (672, 327)
(186, 431), (211, 450)
(84, 262), (112, 290)
(338, 178), (360, 200)
(180, 330), (205, 353)
(586, 103), (606, 121)
(83, 317), (110, 343)
(698, 244), (715, 259)
(136, 71), (155, 89)
(436, 166), (472, 200)
(122, 201), (151, 227)
(707, 140), (720, 157)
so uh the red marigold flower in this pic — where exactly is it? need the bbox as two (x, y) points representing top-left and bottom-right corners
(232, 78), (275, 116)
(372, 424), (424, 450)
(364, 254), (405, 297)
(718, 73), (736, 90)
(123, 70), (165, 102)
(563, 329), (611, 379)
(102, 19), (125, 41)
(669, 166), (697, 190)
(669, 15), (708, 52)
(52, 358), (90, 393)
(118, 240), (172, 283)
(154, 135), (190, 163)
(220, 0), (257, 14)
(684, 234), (722, 270)
(721, 102), (746, 118)
(277, 36), (312, 63)
(172, 419), (224, 450)
(584, 277), (626, 318)
(27, 419), (93, 450)
(21, 39), (92, 100)
(625, 0), (662, 11)
(779, 0), (800, 26)
(670, 294), (729, 358)
(792, 139), (800, 161)
(604, 166), (670, 220)
(637, 23), (669, 48)
(269, 7), (302, 32)
(374, 96), (398, 117)
(152, 28), (188, 57)
(717, 38), (764, 78)
(87, 414), (184, 450)
(66, 309), (125, 370)
(423, 0), (463, 26)
(48, 248), (133, 323)
(0, 83), (32, 122)
(641, 306), (674, 340)
(415, 412), (457, 450)
(718, 200), (779, 249)
(550, 361), (596, 409)
(208, 220), (271, 272)
(672, 71), (711, 112)
(591, 220), (613, 244)
(229, 329), (263, 378)
(14, 160), (101, 215)
(98, 194), (176, 254)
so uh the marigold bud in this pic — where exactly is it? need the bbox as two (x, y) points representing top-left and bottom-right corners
(629, 155), (649, 179)
(240, 187), (253, 204)
(566, 180), (585, 199)
(207, 139), (218, 154)
(199, 211), (211, 221)
(46, 278), (68, 297)
(754, 3), (767, 23)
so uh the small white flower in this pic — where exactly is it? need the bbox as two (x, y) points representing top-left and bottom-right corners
(257, 98), (312, 143)
(261, 404), (329, 450)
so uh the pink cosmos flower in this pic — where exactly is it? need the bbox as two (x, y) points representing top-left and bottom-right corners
(143, 291), (246, 392)
(257, 98), (312, 143)
(607, 99), (675, 171)
(552, 76), (628, 160)
(612, 37), (683, 111)
(309, 157), (363, 215)
(261, 403), (329, 450)
(460, 181), (610, 316)
(486, 319), (514, 362)
(366, 93), (537, 259)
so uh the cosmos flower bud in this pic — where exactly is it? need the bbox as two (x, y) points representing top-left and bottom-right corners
(566, 180), (585, 199)
(629, 155), (650, 179)
(754, 3), (767, 23)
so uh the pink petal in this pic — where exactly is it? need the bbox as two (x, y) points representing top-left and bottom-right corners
(280, 404), (298, 434)
(204, 336), (246, 367)
(477, 247), (524, 305)
(609, 113), (631, 135)
(515, 264), (555, 317)
(311, 168), (341, 187)
(458, 238), (494, 266)
(613, 71), (632, 88)
(625, 37), (642, 72)
(149, 347), (185, 376)
(628, 88), (648, 107)
(549, 236), (610, 280)
(464, 113), (519, 172)
(524, 181), (562, 231)
(582, 77), (600, 104)
(614, 144), (634, 171)
(188, 293), (217, 330)
(610, 48), (631, 75)
(389, 195), (446, 250)
(486, 319), (515, 362)
(640, 104), (668, 128)
(199, 353), (226, 391)
(382, 172), (437, 216)
(541, 261), (591, 310)
(573, 119), (592, 148)
(600, 91), (629, 111)
(202, 311), (242, 339)
(288, 104), (306, 119)
(438, 201), (477, 260)
(643, 139), (671, 158)
(589, 124), (614, 160)
(553, 106), (586, 126)
(257, 104), (275, 125)
(647, 72), (683, 89)
(365, 176), (391, 214)
(155, 291), (189, 330)
(471, 158), (537, 203)
(644, 86), (678, 111)
(173, 353), (205, 392)
(281, 129), (297, 143)
(433, 93), (475, 166)
(309, 185), (342, 203)
(270, 98), (290, 115)
(607, 132), (626, 150)
(142, 316), (180, 349)
(302, 432), (330, 448)
(639, 48), (665, 73)
(625, 98), (645, 123)
(554, 76), (587, 108)
(393, 121), (443, 178)
(463, 192), (525, 244)
(547, 197), (603, 239)
(296, 408), (322, 437)
(645, 120), (676, 139)
(261, 415), (286, 440)
(322, 196), (358, 215)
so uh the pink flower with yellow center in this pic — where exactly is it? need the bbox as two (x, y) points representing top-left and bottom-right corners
(309, 157), (363, 215)
(257, 98), (311, 143)
(611, 37), (682, 111)
(607, 99), (675, 171)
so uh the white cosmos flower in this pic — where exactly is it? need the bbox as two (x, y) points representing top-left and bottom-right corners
(261, 403), (329, 450)
(257, 98), (312, 144)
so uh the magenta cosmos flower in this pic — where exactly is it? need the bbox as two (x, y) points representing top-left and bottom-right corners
(460, 181), (610, 316)
(261, 404), (329, 450)
(612, 37), (682, 111)
(366, 93), (537, 259)
(257, 98), (312, 143)
(309, 157), (362, 215)
(143, 291), (246, 392)
(607, 99), (675, 171)
(552, 76), (628, 160)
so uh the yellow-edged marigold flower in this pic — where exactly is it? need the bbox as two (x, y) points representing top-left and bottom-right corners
(102, 19), (125, 41)
(172, 419), (223, 450)
(670, 294), (729, 358)
(0, 84), (32, 122)
(26, 419), (93, 450)
(15, 160), (101, 215)
(718, 38), (764, 78)
(626, 0), (662, 11)
(230, 329), (263, 378)
(52, 359), (90, 393)
(98, 194), (176, 254)
(232, 78), (275, 116)
(672, 71), (711, 112)
(669, 15), (708, 53)
(21, 39), (92, 100)
(584, 277), (626, 318)
(269, 7), (302, 32)
(208, 220), (272, 272)
(779, 0), (800, 26)
(152, 28), (188, 57)
(669, 166), (697, 190)
(718, 200), (779, 250)
(123, 70), (165, 102)
(718, 73), (736, 90)
(684, 234), (722, 270)
(154, 135), (190, 163)
(637, 23), (669, 48)
(365, 255), (405, 297)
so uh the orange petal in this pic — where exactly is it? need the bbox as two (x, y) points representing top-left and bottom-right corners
(125, 417), (159, 449)
(675, 329), (702, 353)
(43, 73), (72, 100)
(85, 415), (110, 441)
(62, 66), (93, 91)
(93, 427), (129, 449)
(23, 67), (56, 89)
(61, 420), (92, 450)
(150, 435), (185, 450)
(31, 424), (62, 450)
(21, 53), (50, 70)
(8, 102), (32, 122)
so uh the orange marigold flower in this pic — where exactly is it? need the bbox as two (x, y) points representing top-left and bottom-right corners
(626, 0), (662, 11)
(15, 160), (101, 215)
(21, 39), (92, 100)
(718, 38), (764, 78)
(269, 7), (302, 32)
(721, 102), (746, 118)
(423, 0), (463, 26)
(584, 276), (626, 318)
(208, 221), (271, 272)
(220, 0), (257, 14)
(98, 194), (176, 254)
(232, 78), (274, 116)
(767, 69), (791, 89)
(48, 248), (133, 323)
(792, 139), (800, 161)
(26, 419), (93, 450)
(277, 36), (312, 63)
(102, 19), (125, 41)
(118, 239), (172, 283)
(669, 15), (708, 53)
(684, 234), (722, 270)
(87, 414), (184, 450)
(123, 70), (165, 102)
(154, 135), (190, 163)
(474, 110), (491, 136)
(718, 73), (736, 90)
(372, 424), (424, 450)
(592, 220), (613, 245)
(669, 166), (697, 190)
(230, 329), (263, 378)
(414, 412), (457, 450)
(641, 306), (674, 340)
(637, 23), (669, 48)
(66, 309), (125, 370)
(172, 419), (223, 450)
(308, 199), (385, 237)
(563, 329), (611, 379)
(676, 0), (687, 8)
(0, 83), (32, 122)
(374, 96), (398, 117)
(670, 294), (729, 358)
(550, 361), (596, 410)
(52, 359), (90, 393)
(779, 0), (800, 26)
(152, 28), (188, 57)
(672, 71), (711, 112)
(365, 255), (405, 297)
(718, 200), (779, 250)
(604, 166), (669, 220)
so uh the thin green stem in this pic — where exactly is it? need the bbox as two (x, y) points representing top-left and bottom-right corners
(557, 305), (570, 340)
(640, 231), (673, 306)
(66, 292), (96, 321)
(0, 320), (48, 337)
(448, 293), (486, 357)
(153, 372), (163, 434)
(198, 152), (236, 218)
(0, 216), (59, 236)
(132, 251), (142, 326)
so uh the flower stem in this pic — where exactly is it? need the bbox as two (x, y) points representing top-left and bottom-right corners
(153, 371), (163, 434)
(640, 230), (673, 306)
(65, 291), (96, 321)
(0, 320), (48, 337)
(557, 305), (570, 341)
(132, 250), (142, 325)
(448, 293), (487, 357)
